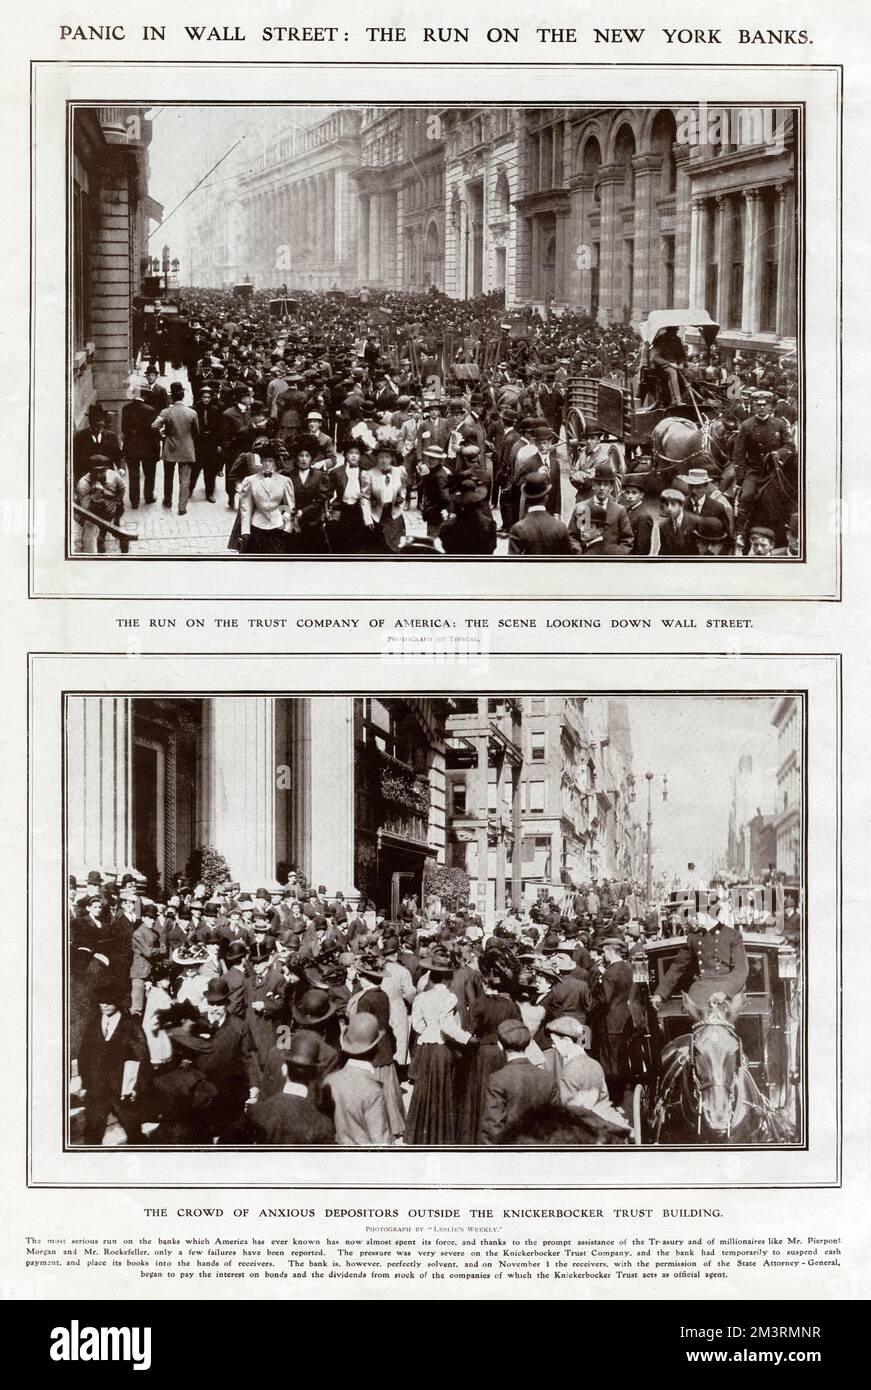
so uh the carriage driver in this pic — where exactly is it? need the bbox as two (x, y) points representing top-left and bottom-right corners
(650, 911), (748, 1012)
(649, 326), (687, 406)
(732, 390), (796, 554)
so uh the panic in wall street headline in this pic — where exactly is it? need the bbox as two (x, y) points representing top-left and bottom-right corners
(57, 25), (814, 47)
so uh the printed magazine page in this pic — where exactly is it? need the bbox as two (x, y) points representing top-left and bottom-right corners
(0, 0), (869, 1358)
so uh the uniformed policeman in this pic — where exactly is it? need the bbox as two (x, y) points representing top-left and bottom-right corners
(732, 391), (796, 552)
(650, 911), (748, 1011)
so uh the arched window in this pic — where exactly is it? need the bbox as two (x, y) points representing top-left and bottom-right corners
(650, 110), (677, 195)
(578, 135), (602, 202)
(614, 123), (636, 202)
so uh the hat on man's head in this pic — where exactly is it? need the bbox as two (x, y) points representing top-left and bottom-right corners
(292, 989), (336, 1027)
(660, 488), (686, 504)
(696, 514), (729, 542)
(224, 940), (248, 965)
(749, 526), (777, 544)
(546, 1016), (586, 1041)
(521, 471), (550, 502)
(249, 940), (274, 966)
(621, 473), (646, 492)
(341, 1013), (384, 1056)
(204, 977), (230, 1005)
(592, 460), (616, 481)
(497, 1019), (531, 1051)
(283, 1033), (322, 1077)
(685, 468), (712, 487)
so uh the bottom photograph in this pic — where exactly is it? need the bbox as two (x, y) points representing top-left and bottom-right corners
(65, 691), (804, 1150)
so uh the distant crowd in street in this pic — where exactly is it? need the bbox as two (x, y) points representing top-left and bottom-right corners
(73, 286), (798, 557)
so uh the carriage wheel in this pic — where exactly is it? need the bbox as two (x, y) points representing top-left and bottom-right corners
(565, 407), (586, 465)
(632, 1083), (646, 1145)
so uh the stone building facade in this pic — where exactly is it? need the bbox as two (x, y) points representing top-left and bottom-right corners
(71, 107), (161, 425)
(66, 695), (449, 910)
(235, 108), (362, 291)
(442, 107), (519, 300)
(514, 105), (797, 351)
(352, 107), (446, 290)
(772, 695), (802, 880)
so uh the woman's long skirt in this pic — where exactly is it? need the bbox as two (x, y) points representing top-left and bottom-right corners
(405, 1043), (456, 1145)
(457, 1042), (505, 1145)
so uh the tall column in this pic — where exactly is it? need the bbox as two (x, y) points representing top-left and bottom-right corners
(595, 165), (623, 324)
(204, 697), (277, 889)
(688, 197), (702, 308)
(287, 698), (358, 901)
(672, 145), (692, 307)
(335, 169), (346, 261)
(369, 191), (382, 283)
(692, 197), (713, 307)
(741, 189), (764, 335)
(630, 154), (662, 319)
(66, 696), (136, 876)
(714, 194), (733, 328)
(775, 182), (795, 338)
(326, 170), (336, 272)
(357, 192), (370, 283)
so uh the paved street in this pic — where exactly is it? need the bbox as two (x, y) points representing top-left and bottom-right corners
(102, 359), (576, 558)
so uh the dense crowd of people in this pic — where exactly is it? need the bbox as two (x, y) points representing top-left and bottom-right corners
(73, 286), (799, 557)
(69, 866), (798, 1149)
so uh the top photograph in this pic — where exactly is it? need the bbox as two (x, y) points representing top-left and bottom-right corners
(68, 101), (802, 564)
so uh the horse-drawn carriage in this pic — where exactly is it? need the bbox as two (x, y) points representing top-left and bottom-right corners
(630, 931), (801, 1145)
(564, 308), (742, 493)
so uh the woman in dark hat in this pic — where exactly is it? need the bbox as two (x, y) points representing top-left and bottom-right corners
(438, 471), (498, 555)
(346, 954), (404, 1138)
(286, 436), (332, 553)
(326, 439), (368, 553)
(456, 946), (522, 1144)
(359, 432), (407, 552)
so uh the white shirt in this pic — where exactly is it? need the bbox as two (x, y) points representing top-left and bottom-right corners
(102, 1011), (121, 1041)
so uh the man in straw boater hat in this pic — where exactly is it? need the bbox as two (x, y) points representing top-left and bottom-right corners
(322, 1014), (392, 1145)
(680, 465), (733, 536)
(248, 1033), (335, 1145)
(508, 470), (575, 555)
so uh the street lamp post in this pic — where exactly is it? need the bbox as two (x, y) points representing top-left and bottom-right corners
(645, 770), (668, 906)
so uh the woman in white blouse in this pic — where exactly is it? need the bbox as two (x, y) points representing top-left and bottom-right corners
(231, 443), (295, 554)
(405, 949), (471, 1145)
(326, 441), (368, 553)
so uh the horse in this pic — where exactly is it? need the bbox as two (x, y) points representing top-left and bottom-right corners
(644, 991), (790, 1143)
(646, 412), (738, 492)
